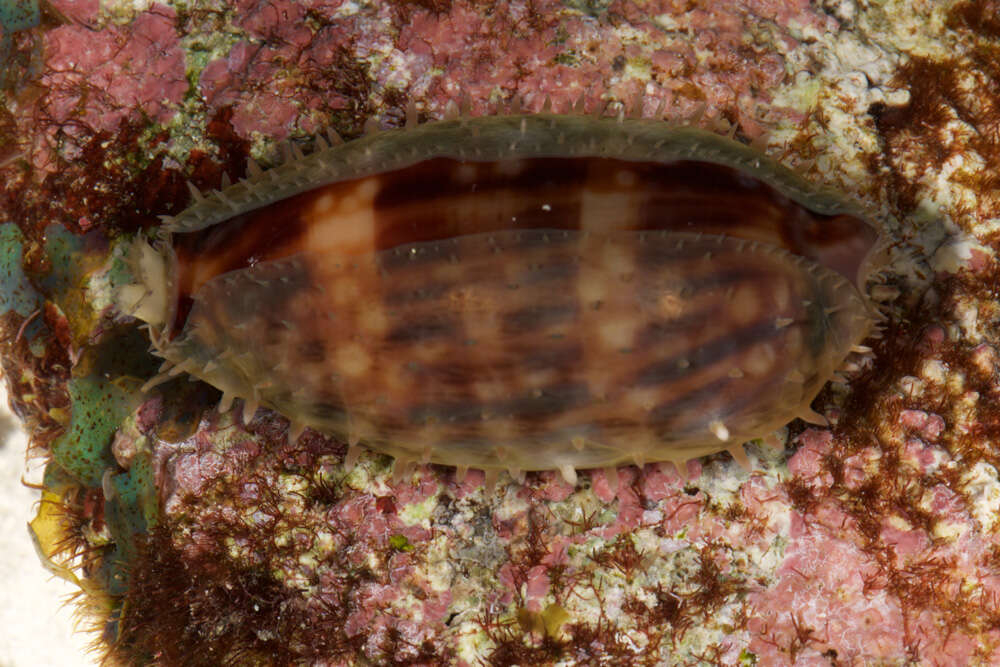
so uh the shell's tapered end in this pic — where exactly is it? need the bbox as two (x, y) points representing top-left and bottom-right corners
(115, 236), (174, 333)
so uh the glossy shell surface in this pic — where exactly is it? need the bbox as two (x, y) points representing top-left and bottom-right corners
(130, 113), (885, 474)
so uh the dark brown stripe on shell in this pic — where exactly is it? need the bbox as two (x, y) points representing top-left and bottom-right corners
(501, 303), (579, 335)
(632, 319), (784, 388)
(385, 317), (459, 344)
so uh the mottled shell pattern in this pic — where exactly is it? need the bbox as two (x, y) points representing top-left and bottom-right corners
(119, 108), (888, 483)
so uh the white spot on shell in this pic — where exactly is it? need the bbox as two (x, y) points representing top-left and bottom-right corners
(729, 283), (760, 324)
(709, 420), (730, 442)
(335, 342), (371, 378)
(578, 272), (607, 305)
(743, 343), (777, 377)
(313, 193), (336, 214)
(598, 318), (638, 351)
(656, 290), (684, 319)
(600, 243), (633, 275)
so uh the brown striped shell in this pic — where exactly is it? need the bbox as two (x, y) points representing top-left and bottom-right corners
(120, 113), (887, 481)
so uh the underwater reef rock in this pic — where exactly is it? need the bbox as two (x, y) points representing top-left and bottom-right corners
(3, 0), (1000, 665)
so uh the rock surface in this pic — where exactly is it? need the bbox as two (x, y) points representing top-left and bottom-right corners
(1, 1), (1000, 664)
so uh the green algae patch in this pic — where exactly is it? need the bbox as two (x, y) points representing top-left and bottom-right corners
(389, 534), (414, 552)
(0, 223), (116, 351)
(40, 224), (111, 348)
(106, 449), (158, 567)
(51, 376), (135, 487)
(0, 0), (42, 92)
(41, 224), (86, 293)
(40, 224), (105, 296)
(0, 0), (39, 32)
(41, 458), (79, 495)
(0, 222), (43, 321)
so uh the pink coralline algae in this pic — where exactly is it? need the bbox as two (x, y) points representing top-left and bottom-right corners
(46, 0), (100, 25)
(748, 432), (980, 664)
(32, 5), (186, 168)
(197, 8), (358, 139)
(5, 0), (1000, 665)
(392, 0), (794, 131)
